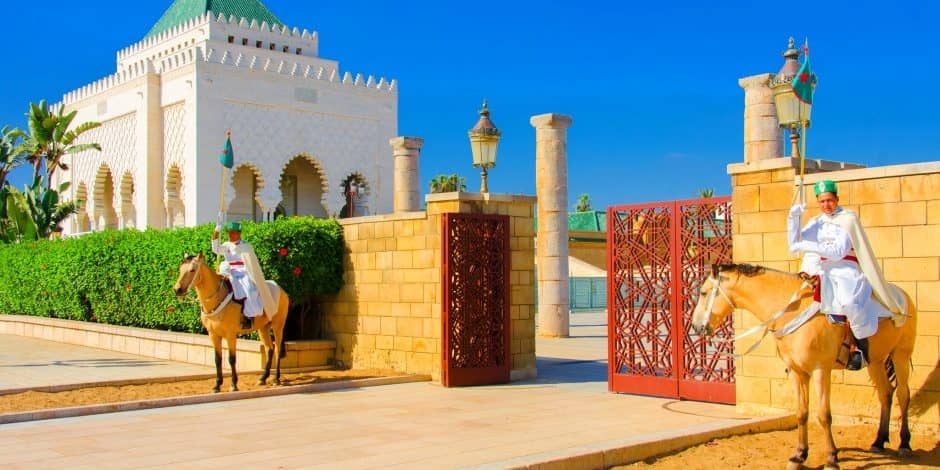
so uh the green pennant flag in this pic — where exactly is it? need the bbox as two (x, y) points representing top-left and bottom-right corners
(219, 132), (234, 169)
(791, 54), (816, 105)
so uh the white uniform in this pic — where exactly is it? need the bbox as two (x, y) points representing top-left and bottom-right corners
(212, 238), (264, 317)
(788, 206), (879, 338)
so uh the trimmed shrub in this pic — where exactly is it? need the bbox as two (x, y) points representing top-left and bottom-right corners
(0, 217), (344, 334)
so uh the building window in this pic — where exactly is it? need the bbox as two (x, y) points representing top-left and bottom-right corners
(282, 45), (289, 53)
(296, 48), (302, 55)
(227, 36), (234, 44)
(256, 40), (262, 48)
(269, 43), (276, 50)
(242, 38), (248, 46)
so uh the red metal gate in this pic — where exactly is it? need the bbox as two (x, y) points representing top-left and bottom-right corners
(607, 197), (735, 403)
(441, 213), (511, 387)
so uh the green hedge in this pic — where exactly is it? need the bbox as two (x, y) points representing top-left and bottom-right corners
(0, 217), (344, 333)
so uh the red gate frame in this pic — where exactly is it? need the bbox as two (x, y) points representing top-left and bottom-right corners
(606, 197), (735, 404)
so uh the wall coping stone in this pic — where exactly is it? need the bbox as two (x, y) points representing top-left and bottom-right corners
(798, 160), (940, 184)
(425, 192), (537, 204)
(728, 156), (865, 175)
(337, 211), (427, 225)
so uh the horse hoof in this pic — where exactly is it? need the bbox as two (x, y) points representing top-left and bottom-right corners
(898, 448), (912, 458)
(273, 379), (281, 386)
(230, 386), (238, 392)
(869, 445), (886, 453)
(212, 387), (220, 393)
(257, 378), (266, 386)
(786, 461), (802, 470)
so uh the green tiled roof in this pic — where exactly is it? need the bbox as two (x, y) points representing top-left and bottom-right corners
(534, 211), (607, 233)
(146, 0), (284, 38)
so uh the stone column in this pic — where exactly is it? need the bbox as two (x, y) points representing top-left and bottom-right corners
(530, 113), (572, 338)
(389, 137), (424, 213)
(739, 73), (782, 163)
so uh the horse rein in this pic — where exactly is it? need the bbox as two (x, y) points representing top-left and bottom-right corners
(701, 274), (812, 357)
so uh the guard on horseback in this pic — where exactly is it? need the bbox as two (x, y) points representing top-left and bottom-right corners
(788, 180), (905, 370)
(212, 218), (278, 329)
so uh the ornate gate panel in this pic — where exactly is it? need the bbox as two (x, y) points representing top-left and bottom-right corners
(441, 213), (511, 387)
(607, 197), (735, 403)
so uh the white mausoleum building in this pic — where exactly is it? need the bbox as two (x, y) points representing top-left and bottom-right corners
(58, 0), (397, 234)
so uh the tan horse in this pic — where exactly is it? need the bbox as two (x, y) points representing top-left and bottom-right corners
(690, 263), (917, 470)
(172, 253), (290, 393)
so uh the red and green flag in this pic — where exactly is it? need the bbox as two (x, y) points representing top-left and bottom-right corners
(219, 131), (234, 169)
(791, 42), (816, 104)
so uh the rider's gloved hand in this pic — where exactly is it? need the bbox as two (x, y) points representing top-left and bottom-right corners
(788, 204), (805, 218)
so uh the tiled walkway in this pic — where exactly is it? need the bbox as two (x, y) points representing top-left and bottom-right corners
(0, 312), (783, 468)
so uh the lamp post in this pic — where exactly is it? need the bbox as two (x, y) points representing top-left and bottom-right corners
(770, 37), (815, 159)
(346, 181), (360, 218)
(468, 100), (500, 193)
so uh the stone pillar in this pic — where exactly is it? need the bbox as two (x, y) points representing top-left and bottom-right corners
(530, 113), (572, 338)
(389, 137), (424, 213)
(739, 73), (782, 163)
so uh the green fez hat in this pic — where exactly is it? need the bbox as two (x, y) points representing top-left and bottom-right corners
(224, 221), (242, 232)
(814, 180), (838, 197)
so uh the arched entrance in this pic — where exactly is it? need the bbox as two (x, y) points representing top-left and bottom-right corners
(93, 164), (118, 230)
(277, 154), (328, 218)
(165, 165), (185, 228)
(74, 183), (91, 233)
(230, 164), (263, 222)
(120, 172), (136, 229)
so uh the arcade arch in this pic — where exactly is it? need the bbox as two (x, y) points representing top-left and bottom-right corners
(93, 164), (118, 230)
(165, 165), (185, 228)
(277, 154), (329, 218)
(230, 164), (263, 222)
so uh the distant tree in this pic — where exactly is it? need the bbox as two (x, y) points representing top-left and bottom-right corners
(698, 188), (715, 198)
(429, 174), (466, 193)
(575, 193), (592, 212)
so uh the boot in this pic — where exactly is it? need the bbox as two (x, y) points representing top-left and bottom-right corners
(847, 337), (869, 371)
(242, 315), (253, 330)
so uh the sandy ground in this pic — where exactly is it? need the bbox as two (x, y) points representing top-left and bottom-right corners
(616, 423), (939, 469)
(2, 372), (936, 469)
(0, 368), (404, 414)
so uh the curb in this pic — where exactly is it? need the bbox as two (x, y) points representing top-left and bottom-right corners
(469, 414), (797, 469)
(0, 374), (430, 425)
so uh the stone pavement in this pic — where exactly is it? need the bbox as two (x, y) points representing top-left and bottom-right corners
(0, 311), (790, 469)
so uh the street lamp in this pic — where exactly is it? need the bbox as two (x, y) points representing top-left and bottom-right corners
(468, 100), (500, 193)
(770, 37), (814, 159)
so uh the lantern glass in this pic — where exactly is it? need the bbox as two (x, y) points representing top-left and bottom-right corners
(470, 134), (498, 169)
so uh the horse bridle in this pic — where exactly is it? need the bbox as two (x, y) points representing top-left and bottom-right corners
(183, 257), (233, 318)
(701, 274), (737, 317)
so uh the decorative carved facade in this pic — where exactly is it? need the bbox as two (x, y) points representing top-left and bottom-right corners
(57, 2), (397, 234)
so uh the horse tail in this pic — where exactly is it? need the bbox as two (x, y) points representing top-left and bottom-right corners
(885, 354), (897, 390)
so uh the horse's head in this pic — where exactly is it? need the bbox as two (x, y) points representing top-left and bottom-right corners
(172, 252), (205, 297)
(691, 264), (739, 337)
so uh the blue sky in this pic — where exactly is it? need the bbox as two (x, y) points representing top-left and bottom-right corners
(2, 1), (938, 210)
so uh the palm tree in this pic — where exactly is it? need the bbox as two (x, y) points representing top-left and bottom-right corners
(698, 188), (715, 198)
(575, 193), (592, 212)
(0, 126), (24, 190)
(428, 174), (466, 193)
(15, 100), (101, 187)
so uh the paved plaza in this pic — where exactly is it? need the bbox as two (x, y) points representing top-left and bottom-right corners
(0, 312), (789, 468)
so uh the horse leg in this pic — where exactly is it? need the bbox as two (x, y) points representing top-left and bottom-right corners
(272, 302), (287, 386)
(225, 334), (239, 392)
(893, 352), (914, 457)
(258, 322), (274, 385)
(813, 367), (839, 469)
(211, 334), (223, 393)
(866, 356), (892, 452)
(787, 369), (810, 468)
